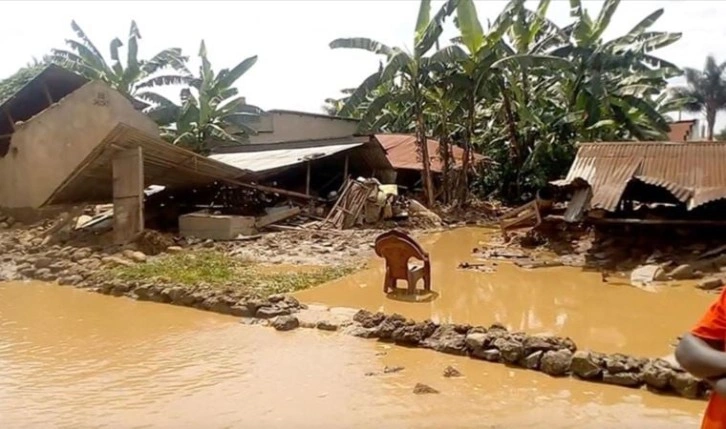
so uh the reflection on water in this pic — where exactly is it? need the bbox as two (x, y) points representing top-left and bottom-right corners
(0, 282), (704, 428)
(297, 228), (715, 357)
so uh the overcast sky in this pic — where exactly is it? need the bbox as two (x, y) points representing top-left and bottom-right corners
(2, 1), (725, 133)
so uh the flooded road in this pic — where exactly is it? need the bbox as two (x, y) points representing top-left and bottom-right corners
(297, 228), (716, 357)
(0, 282), (705, 428)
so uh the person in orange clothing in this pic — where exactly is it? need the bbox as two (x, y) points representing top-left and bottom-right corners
(676, 287), (726, 429)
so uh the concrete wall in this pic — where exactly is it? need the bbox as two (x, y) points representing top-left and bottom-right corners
(0, 81), (158, 209)
(247, 111), (359, 144)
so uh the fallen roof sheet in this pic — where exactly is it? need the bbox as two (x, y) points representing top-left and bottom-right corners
(551, 142), (726, 211)
(43, 123), (250, 206)
(374, 134), (487, 173)
(209, 137), (368, 173)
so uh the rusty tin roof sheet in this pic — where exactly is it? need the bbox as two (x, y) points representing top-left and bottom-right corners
(552, 142), (726, 211)
(374, 134), (487, 173)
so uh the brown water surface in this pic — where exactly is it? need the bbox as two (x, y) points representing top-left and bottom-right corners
(297, 228), (716, 357)
(0, 281), (705, 428)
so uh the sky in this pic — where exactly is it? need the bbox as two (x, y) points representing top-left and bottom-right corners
(2, 0), (726, 134)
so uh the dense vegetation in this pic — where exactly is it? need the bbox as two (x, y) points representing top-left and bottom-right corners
(327, 0), (686, 204)
(2, 2), (725, 206)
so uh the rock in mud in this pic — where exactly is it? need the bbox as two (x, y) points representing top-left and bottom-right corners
(443, 366), (462, 378)
(602, 371), (643, 387)
(229, 303), (255, 317)
(204, 296), (236, 314)
(377, 314), (407, 340)
(384, 366), (404, 374)
(493, 338), (524, 364)
(412, 383), (439, 394)
(697, 278), (724, 291)
(465, 332), (488, 352)
(102, 256), (134, 267)
(476, 349), (502, 362)
(268, 293), (285, 303)
(421, 324), (467, 355)
(271, 315), (300, 331)
(353, 309), (386, 328)
(522, 351), (543, 370)
(316, 320), (341, 331)
(343, 325), (379, 339)
(256, 306), (291, 319)
(669, 371), (701, 399)
(669, 264), (695, 280)
(571, 351), (602, 379)
(32, 256), (53, 269)
(392, 320), (437, 346)
(540, 349), (573, 377)
(129, 251), (147, 263)
(642, 359), (673, 390)
(603, 354), (645, 374)
(523, 336), (556, 355)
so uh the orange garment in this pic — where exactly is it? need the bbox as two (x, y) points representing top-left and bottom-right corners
(692, 288), (726, 429)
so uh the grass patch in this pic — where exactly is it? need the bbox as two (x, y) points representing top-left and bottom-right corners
(111, 251), (356, 296)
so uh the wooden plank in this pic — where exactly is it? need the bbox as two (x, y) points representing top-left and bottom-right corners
(305, 161), (311, 196)
(112, 147), (144, 244)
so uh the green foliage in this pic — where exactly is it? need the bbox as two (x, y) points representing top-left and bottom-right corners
(112, 250), (356, 296)
(146, 41), (263, 154)
(0, 59), (48, 105)
(671, 55), (726, 140)
(328, 0), (683, 202)
(50, 20), (190, 103)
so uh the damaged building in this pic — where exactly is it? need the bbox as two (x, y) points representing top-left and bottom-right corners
(550, 142), (726, 225)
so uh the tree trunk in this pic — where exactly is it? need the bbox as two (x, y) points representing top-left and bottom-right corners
(457, 99), (475, 207)
(501, 84), (522, 197)
(414, 85), (435, 207)
(707, 106), (716, 141)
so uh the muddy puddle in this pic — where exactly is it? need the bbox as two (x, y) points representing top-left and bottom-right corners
(0, 282), (704, 428)
(296, 228), (716, 357)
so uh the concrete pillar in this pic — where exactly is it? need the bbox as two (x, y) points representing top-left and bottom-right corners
(112, 146), (144, 244)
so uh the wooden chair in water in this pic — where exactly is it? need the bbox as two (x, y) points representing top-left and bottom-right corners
(374, 230), (431, 294)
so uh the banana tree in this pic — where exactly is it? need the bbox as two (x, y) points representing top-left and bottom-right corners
(51, 20), (190, 104)
(330, 0), (456, 207)
(147, 41), (263, 155)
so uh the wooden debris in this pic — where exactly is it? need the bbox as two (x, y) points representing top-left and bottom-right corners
(255, 206), (301, 229)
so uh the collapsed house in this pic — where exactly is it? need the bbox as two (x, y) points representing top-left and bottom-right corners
(0, 65), (250, 243)
(551, 142), (726, 224)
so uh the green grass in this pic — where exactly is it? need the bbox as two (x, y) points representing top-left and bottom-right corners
(110, 250), (356, 297)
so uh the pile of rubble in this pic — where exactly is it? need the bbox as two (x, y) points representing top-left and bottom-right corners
(236, 307), (706, 400)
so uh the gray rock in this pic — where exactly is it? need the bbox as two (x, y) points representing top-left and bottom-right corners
(697, 278), (724, 290)
(603, 371), (642, 387)
(58, 275), (84, 286)
(523, 336), (555, 355)
(102, 256), (134, 267)
(392, 321), (437, 346)
(493, 338), (524, 364)
(383, 366), (404, 374)
(166, 246), (183, 253)
(642, 360), (673, 390)
(353, 309), (386, 328)
(268, 293), (285, 303)
(421, 324), (467, 355)
(271, 315), (300, 331)
(465, 332), (488, 351)
(344, 325), (379, 338)
(669, 264), (695, 280)
(129, 251), (147, 263)
(256, 306), (291, 319)
(204, 296), (236, 314)
(316, 320), (340, 331)
(571, 351), (602, 379)
(413, 383), (439, 394)
(33, 256), (53, 269)
(540, 349), (573, 377)
(473, 349), (501, 362)
(670, 371), (700, 399)
(377, 314), (407, 340)
(166, 287), (194, 306)
(522, 351), (543, 370)
(443, 366), (462, 378)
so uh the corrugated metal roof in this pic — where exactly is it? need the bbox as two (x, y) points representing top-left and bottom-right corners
(553, 142), (726, 212)
(209, 140), (364, 173)
(374, 134), (487, 173)
(44, 124), (250, 206)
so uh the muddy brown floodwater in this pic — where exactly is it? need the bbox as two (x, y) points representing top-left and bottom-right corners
(0, 281), (706, 428)
(297, 227), (716, 357)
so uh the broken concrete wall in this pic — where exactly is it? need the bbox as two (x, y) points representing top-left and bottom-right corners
(0, 81), (159, 209)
